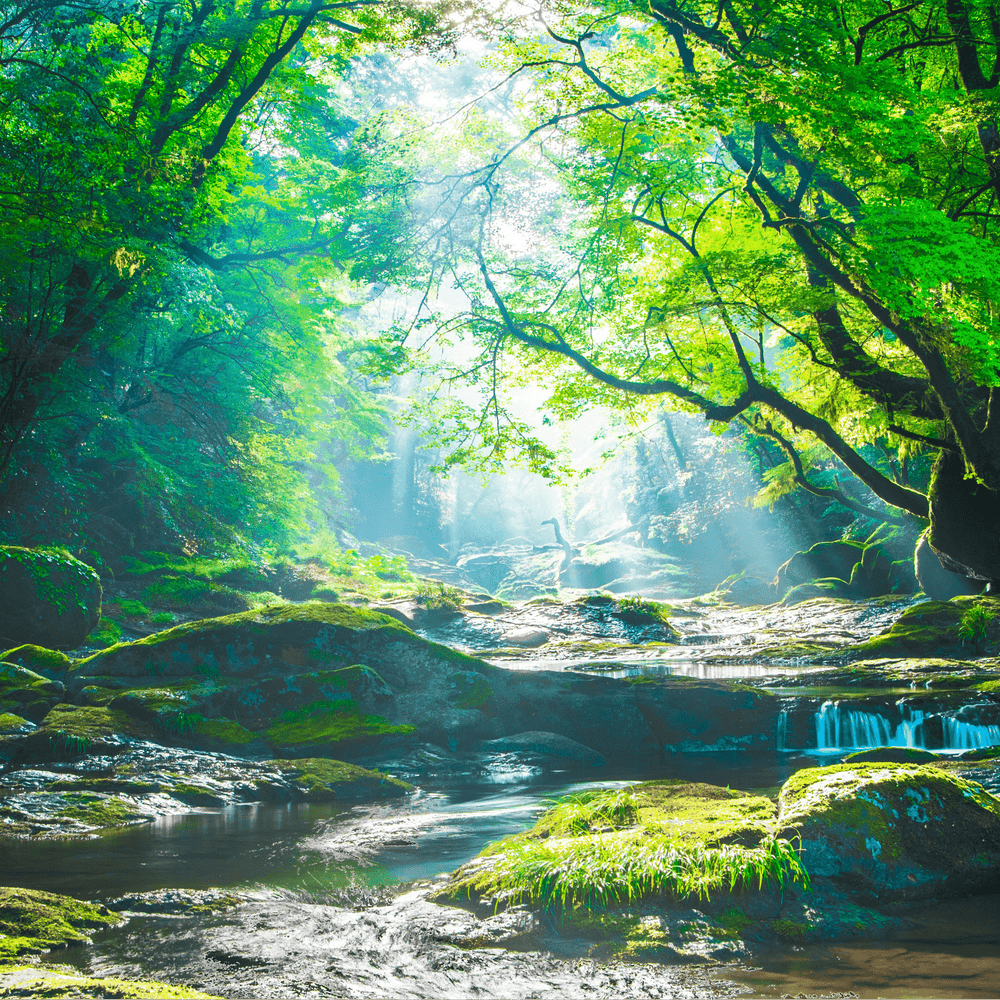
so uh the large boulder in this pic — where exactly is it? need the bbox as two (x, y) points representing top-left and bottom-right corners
(0, 547), (101, 649)
(778, 762), (1000, 901)
(773, 541), (863, 596)
(60, 603), (779, 764)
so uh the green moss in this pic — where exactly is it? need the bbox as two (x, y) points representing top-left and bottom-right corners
(75, 602), (417, 669)
(448, 671), (494, 710)
(779, 762), (1000, 865)
(717, 906), (754, 938)
(55, 793), (149, 828)
(47, 778), (161, 795)
(78, 685), (117, 706)
(265, 699), (414, 748)
(191, 716), (257, 745)
(87, 616), (123, 648)
(850, 598), (1000, 660)
(439, 781), (806, 915)
(38, 704), (148, 745)
(272, 757), (412, 799)
(0, 887), (116, 961)
(0, 646), (72, 676)
(117, 599), (150, 616)
(168, 784), (224, 806)
(0, 712), (27, 729)
(771, 918), (810, 941)
(0, 969), (221, 997)
(0, 547), (101, 620)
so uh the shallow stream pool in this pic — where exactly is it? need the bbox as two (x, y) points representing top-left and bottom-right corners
(5, 760), (998, 998)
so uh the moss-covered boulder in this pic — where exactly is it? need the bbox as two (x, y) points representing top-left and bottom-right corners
(72, 602), (444, 679)
(0, 660), (66, 723)
(54, 603), (780, 764)
(778, 763), (1000, 901)
(0, 886), (118, 961)
(433, 780), (789, 914)
(265, 758), (411, 801)
(0, 547), (101, 650)
(847, 597), (1000, 660)
(842, 747), (940, 764)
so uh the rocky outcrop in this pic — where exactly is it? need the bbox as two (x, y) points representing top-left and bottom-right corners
(42, 603), (779, 764)
(0, 547), (101, 649)
(847, 596), (1000, 660)
(778, 762), (1000, 902)
(774, 540), (914, 603)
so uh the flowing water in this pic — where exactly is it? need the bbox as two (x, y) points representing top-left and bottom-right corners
(6, 625), (1000, 997)
(5, 752), (996, 998)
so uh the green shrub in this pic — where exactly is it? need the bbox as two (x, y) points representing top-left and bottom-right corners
(958, 604), (994, 647)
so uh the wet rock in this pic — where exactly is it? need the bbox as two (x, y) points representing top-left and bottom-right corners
(0, 547), (102, 650)
(778, 762), (1000, 902)
(107, 888), (247, 915)
(503, 628), (549, 647)
(474, 731), (606, 767)
(86, 895), (730, 998)
(842, 747), (941, 764)
(848, 597), (1000, 660)
(915, 528), (983, 601)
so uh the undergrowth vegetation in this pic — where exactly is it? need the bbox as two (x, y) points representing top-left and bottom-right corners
(456, 835), (810, 912)
(444, 782), (809, 914)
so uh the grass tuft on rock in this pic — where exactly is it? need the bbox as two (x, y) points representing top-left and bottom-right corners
(438, 781), (807, 914)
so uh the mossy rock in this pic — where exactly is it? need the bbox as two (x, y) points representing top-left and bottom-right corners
(781, 578), (853, 604)
(0, 547), (101, 650)
(0, 661), (65, 703)
(0, 969), (219, 998)
(848, 597), (1000, 660)
(843, 747), (940, 764)
(0, 646), (72, 679)
(434, 780), (793, 914)
(269, 757), (411, 801)
(778, 762), (1000, 901)
(0, 886), (117, 960)
(72, 602), (478, 680)
(13, 704), (155, 761)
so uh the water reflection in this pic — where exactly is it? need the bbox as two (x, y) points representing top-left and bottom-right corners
(721, 893), (1000, 999)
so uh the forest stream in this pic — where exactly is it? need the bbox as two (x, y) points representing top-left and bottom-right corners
(5, 594), (1000, 999)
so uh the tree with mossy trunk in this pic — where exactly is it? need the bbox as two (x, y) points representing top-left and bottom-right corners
(394, 0), (1000, 585)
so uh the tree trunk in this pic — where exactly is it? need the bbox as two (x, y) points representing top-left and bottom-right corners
(928, 449), (1000, 583)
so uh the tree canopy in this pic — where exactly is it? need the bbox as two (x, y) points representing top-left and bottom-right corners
(392, 0), (1000, 579)
(0, 0), (449, 551)
(5, 0), (1000, 580)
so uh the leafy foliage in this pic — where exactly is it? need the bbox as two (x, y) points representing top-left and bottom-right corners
(0, 0), (451, 553)
(388, 0), (1000, 547)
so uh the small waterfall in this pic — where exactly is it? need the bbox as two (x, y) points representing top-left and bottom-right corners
(783, 698), (1000, 752)
(942, 718), (1000, 750)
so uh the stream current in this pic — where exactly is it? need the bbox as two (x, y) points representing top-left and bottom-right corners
(8, 616), (1000, 999)
(8, 748), (999, 997)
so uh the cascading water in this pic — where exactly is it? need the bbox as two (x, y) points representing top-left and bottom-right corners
(777, 697), (1000, 752)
